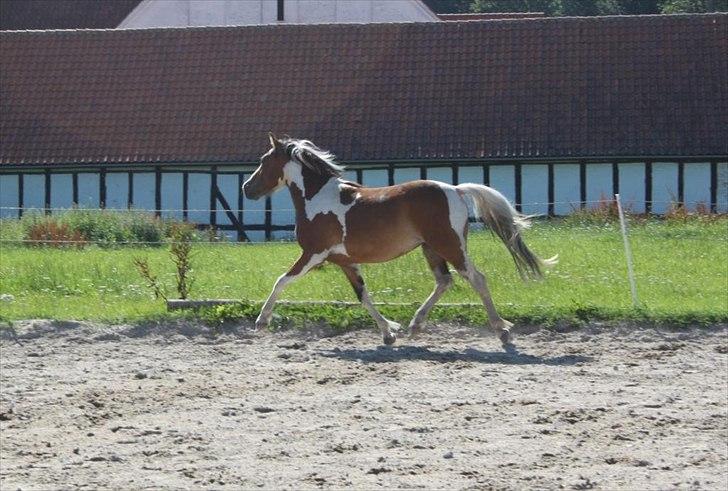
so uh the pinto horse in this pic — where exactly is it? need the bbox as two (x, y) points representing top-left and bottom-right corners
(243, 134), (556, 346)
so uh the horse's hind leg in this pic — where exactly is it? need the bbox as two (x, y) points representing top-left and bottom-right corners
(457, 256), (513, 344)
(339, 264), (400, 345)
(420, 217), (512, 344)
(408, 245), (453, 338)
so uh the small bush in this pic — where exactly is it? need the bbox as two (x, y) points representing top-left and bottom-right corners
(133, 222), (197, 301)
(169, 223), (196, 300)
(664, 201), (719, 223)
(126, 212), (165, 243)
(64, 209), (167, 245)
(26, 219), (87, 248)
(18, 209), (167, 247)
(132, 256), (168, 301)
(63, 209), (130, 244)
(562, 196), (625, 226)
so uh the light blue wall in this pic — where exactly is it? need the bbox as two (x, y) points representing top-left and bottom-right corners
(489, 165), (515, 204)
(105, 173), (128, 210)
(50, 174), (73, 210)
(132, 173), (155, 210)
(342, 170), (359, 183)
(361, 169), (388, 187)
(651, 162), (678, 214)
(187, 173), (210, 224)
(215, 174), (238, 225)
(521, 164), (548, 216)
(426, 167), (453, 184)
(586, 163), (612, 205)
(618, 163), (645, 213)
(161, 173), (184, 220)
(683, 163), (710, 210)
(393, 167), (420, 183)
(553, 164), (580, 215)
(23, 174), (44, 211)
(77, 174), (100, 208)
(0, 174), (18, 218)
(459, 166), (484, 187)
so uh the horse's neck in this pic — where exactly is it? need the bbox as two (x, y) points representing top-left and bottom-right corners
(285, 164), (339, 215)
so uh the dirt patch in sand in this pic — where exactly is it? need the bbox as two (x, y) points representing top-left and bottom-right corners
(1, 320), (726, 490)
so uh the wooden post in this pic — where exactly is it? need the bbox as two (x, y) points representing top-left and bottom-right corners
(44, 169), (51, 215)
(616, 194), (639, 307)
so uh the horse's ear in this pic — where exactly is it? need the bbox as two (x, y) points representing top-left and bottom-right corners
(268, 132), (282, 150)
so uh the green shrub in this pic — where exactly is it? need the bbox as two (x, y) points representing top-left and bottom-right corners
(125, 211), (165, 243)
(0, 218), (24, 244)
(15, 209), (169, 247)
(62, 209), (130, 245)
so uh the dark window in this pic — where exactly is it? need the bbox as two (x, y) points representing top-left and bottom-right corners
(277, 0), (284, 21)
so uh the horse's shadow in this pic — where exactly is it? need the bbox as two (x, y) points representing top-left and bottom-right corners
(317, 343), (591, 366)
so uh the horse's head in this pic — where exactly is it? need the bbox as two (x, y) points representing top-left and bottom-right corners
(243, 132), (289, 200)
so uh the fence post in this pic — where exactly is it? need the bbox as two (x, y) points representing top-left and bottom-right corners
(615, 194), (639, 307)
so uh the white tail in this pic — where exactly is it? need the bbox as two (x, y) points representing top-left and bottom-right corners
(457, 183), (558, 280)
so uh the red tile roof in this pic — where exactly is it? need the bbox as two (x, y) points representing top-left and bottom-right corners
(1, 14), (726, 166)
(0, 0), (140, 31)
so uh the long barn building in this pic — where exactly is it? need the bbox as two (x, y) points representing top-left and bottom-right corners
(1, 14), (727, 240)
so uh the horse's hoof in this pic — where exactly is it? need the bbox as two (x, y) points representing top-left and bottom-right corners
(408, 324), (422, 339)
(383, 333), (397, 345)
(499, 329), (512, 345)
(493, 319), (513, 331)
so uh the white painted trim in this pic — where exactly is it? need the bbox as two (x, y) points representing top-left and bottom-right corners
(411, 0), (441, 21)
(117, 0), (154, 29)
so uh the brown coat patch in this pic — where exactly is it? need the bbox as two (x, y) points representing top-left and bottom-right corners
(339, 184), (358, 205)
(301, 165), (330, 200)
(288, 183), (344, 254)
(342, 181), (466, 269)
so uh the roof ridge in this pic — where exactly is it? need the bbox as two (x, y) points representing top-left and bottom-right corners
(1, 11), (725, 35)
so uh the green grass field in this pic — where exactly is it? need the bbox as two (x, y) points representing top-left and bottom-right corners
(0, 218), (726, 327)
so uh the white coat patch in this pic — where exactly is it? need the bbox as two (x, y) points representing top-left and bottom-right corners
(283, 161), (357, 242)
(436, 182), (469, 246)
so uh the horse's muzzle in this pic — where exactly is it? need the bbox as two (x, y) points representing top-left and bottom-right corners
(243, 181), (262, 200)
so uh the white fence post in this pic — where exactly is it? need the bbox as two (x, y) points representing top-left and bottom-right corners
(615, 194), (639, 307)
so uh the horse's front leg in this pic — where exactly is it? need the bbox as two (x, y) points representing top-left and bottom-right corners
(339, 264), (400, 345)
(255, 252), (322, 330)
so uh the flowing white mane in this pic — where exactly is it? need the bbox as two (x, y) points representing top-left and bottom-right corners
(284, 139), (345, 176)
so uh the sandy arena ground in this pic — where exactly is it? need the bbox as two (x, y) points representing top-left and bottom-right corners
(0, 320), (726, 490)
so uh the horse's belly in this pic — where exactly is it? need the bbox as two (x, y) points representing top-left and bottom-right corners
(343, 226), (422, 263)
